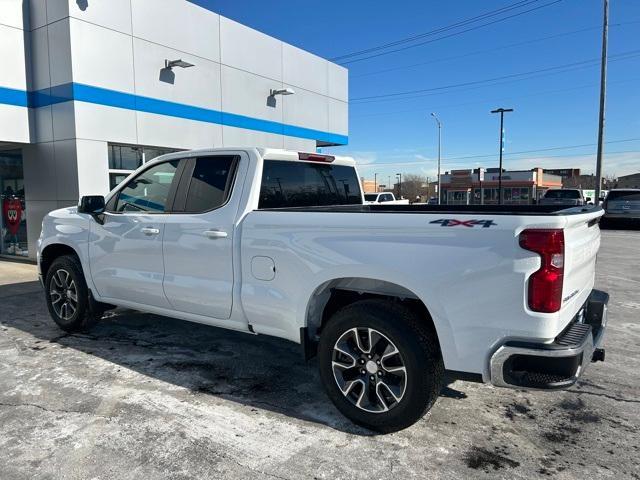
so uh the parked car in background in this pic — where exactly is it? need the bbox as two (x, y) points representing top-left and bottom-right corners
(539, 188), (587, 206)
(602, 189), (640, 225)
(364, 192), (410, 204)
(38, 147), (608, 432)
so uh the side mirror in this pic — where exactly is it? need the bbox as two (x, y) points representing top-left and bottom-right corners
(78, 196), (105, 221)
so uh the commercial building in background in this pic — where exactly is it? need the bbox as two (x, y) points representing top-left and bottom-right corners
(361, 179), (382, 193)
(543, 168), (581, 181)
(615, 172), (640, 189)
(0, 0), (348, 259)
(440, 167), (562, 205)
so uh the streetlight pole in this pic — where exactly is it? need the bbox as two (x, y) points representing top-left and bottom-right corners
(430, 113), (442, 204)
(595, 0), (609, 203)
(490, 107), (514, 205)
(396, 173), (402, 198)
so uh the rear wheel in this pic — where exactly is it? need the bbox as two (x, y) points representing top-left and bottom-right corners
(45, 255), (102, 332)
(318, 299), (444, 432)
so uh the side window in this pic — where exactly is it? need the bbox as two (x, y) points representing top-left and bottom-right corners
(258, 160), (362, 208)
(114, 160), (179, 213)
(183, 156), (238, 213)
(259, 160), (362, 209)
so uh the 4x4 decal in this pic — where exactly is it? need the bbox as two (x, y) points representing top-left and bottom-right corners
(430, 219), (497, 228)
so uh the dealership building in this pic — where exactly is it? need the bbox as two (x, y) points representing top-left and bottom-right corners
(0, 0), (348, 259)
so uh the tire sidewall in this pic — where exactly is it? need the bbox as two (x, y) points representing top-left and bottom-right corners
(318, 300), (442, 432)
(45, 256), (90, 331)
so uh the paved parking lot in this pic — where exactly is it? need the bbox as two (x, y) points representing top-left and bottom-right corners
(1, 228), (639, 480)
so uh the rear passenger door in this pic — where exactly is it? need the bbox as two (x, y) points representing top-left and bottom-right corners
(162, 153), (242, 319)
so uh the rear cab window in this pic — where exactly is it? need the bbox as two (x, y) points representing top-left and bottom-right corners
(606, 190), (640, 201)
(544, 190), (581, 199)
(259, 160), (362, 209)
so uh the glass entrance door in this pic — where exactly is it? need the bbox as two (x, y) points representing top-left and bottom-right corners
(0, 149), (28, 257)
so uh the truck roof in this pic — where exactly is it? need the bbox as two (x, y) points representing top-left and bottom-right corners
(259, 148), (356, 167)
(145, 147), (356, 168)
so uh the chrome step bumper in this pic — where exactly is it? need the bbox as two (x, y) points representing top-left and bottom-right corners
(490, 289), (608, 389)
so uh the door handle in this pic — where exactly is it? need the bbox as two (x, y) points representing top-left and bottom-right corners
(204, 229), (228, 239)
(141, 227), (160, 236)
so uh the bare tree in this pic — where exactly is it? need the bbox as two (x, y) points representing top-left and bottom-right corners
(400, 173), (430, 201)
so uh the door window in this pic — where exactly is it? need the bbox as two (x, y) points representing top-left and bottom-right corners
(114, 160), (179, 213)
(183, 156), (238, 213)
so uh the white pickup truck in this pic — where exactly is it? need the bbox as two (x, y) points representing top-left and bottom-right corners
(364, 192), (410, 204)
(38, 148), (608, 432)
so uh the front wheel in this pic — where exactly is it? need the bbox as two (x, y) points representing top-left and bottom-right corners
(45, 255), (101, 332)
(318, 299), (444, 433)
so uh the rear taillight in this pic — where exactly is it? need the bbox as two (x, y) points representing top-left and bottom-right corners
(298, 152), (335, 163)
(519, 229), (565, 313)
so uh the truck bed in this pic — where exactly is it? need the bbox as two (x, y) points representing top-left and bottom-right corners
(259, 204), (601, 216)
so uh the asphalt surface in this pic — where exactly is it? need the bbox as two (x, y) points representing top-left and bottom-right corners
(0, 228), (638, 479)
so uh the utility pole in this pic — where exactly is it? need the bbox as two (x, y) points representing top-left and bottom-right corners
(490, 108), (514, 205)
(595, 0), (609, 203)
(374, 173), (378, 193)
(430, 113), (442, 205)
(396, 173), (402, 198)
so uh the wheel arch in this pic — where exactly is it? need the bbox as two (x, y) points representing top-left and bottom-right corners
(304, 277), (446, 359)
(40, 243), (80, 279)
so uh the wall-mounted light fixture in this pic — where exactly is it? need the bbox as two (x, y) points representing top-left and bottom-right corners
(165, 59), (194, 70)
(269, 87), (295, 97)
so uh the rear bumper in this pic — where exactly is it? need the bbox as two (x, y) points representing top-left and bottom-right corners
(490, 289), (608, 389)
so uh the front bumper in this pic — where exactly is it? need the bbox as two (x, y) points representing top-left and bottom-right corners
(490, 289), (608, 389)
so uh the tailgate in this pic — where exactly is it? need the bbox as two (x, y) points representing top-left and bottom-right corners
(561, 209), (603, 311)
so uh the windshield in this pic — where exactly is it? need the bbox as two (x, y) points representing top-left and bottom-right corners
(364, 194), (378, 201)
(606, 190), (640, 201)
(544, 189), (581, 199)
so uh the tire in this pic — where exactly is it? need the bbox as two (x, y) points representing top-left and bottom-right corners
(44, 254), (102, 332)
(318, 299), (444, 433)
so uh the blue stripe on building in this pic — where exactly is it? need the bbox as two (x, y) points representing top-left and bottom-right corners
(0, 83), (347, 145)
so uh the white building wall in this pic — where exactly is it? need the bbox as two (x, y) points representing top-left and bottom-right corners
(0, 3), (30, 144)
(1, 0), (349, 258)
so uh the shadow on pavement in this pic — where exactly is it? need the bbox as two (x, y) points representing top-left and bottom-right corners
(0, 279), (469, 435)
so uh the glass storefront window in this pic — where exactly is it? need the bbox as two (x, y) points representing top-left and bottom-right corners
(108, 145), (143, 170)
(1, 149), (28, 257)
(108, 144), (180, 191)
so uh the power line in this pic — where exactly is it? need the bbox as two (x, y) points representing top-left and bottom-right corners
(445, 137), (640, 161)
(356, 149), (640, 169)
(331, 0), (544, 61)
(349, 77), (640, 118)
(350, 49), (640, 103)
(351, 20), (640, 79)
(337, 1), (563, 65)
(353, 139), (640, 168)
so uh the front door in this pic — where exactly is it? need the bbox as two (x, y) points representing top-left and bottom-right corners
(90, 158), (182, 308)
(162, 154), (241, 319)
